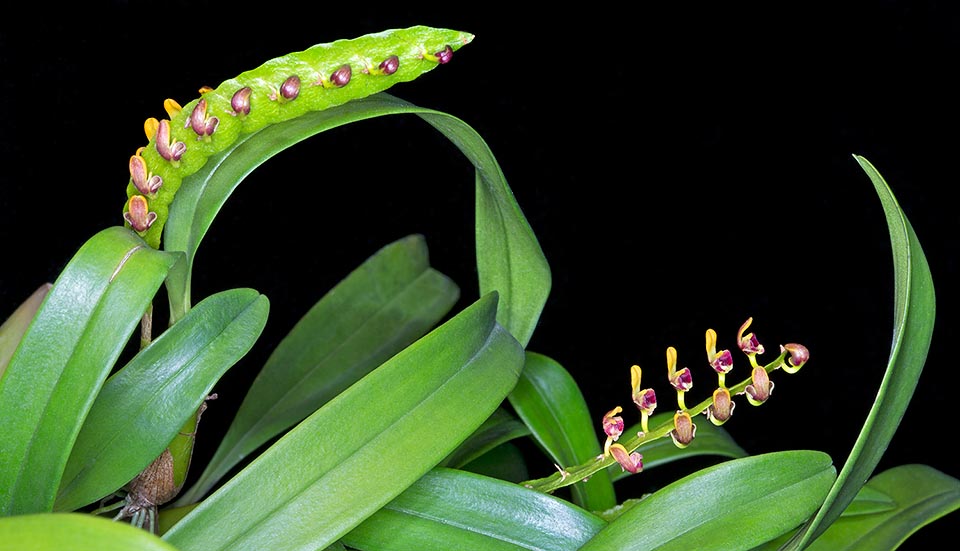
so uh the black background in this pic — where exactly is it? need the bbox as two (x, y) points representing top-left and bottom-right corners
(2, 2), (958, 547)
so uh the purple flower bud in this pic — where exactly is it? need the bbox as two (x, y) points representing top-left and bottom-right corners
(280, 75), (300, 100)
(124, 195), (157, 233)
(435, 45), (454, 64)
(231, 86), (252, 116)
(379, 55), (400, 75)
(781, 343), (809, 372)
(330, 64), (352, 87)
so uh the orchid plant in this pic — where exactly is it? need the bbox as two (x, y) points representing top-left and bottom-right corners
(0, 23), (957, 551)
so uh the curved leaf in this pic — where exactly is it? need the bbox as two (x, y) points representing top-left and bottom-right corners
(579, 450), (836, 551)
(162, 93), (549, 347)
(0, 513), (179, 551)
(509, 351), (616, 512)
(55, 288), (269, 512)
(608, 411), (748, 481)
(0, 226), (179, 515)
(177, 234), (458, 505)
(461, 442), (530, 483)
(343, 468), (606, 551)
(162, 292), (525, 551)
(0, 283), (50, 378)
(756, 464), (959, 550)
(782, 155), (937, 549)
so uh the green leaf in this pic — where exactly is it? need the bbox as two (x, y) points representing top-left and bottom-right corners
(781, 155), (937, 549)
(753, 465), (959, 550)
(0, 283), (51, 378)
(176, 234), (458, 505)
(0, 226), (179, 515)
(55, 288), (269, 512)
(508, 351), (616, 512)
(343, 468), (606, 551)
(579, 450), (836, 551)
(608, 411), (748, 481)
(162, 292), (525, 551)
(162, 93), (549, 347)
(440, 407), (531, 469)
(0, 513), (180, 551)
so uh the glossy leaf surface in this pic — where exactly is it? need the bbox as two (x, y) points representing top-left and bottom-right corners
(580, 450), (836, 551)
(177, 234), (458, 504)
(56, 288), (269, 512)
(782, 155), (937, 549)
(0, 283), (50, 378)
(0, 513), (179, 551)
(756, 464), (959, 550)
(0, 226), (179, 514)
(163, 293), (524, 551)
(343, 468), (606, 551)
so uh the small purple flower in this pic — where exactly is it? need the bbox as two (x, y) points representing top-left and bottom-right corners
(744, 365), (774, 405)
(738, 317), (765, 361)
(670, 410), (697, 448)
(155, 119), (186, 162)
(129, 154), (162, 195)
(780, 343), (810, 374)
(271, 75), (300, 101)
(609, 443), (643, 474)
(706, 387), (735, 425)
(189, 98), (220, 138)
(434, 45), (454, 64)
(124, 195), (157, 233)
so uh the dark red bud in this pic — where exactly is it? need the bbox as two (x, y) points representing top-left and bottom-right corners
(330, 64), (352, 87)
(435, 45), (454, 64)
(379, 55), (399, 75)
(280, 75), (300, 100)
(231, 87), (252, 116)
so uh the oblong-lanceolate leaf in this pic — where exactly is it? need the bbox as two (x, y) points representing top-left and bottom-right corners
(579, 450), (836, 551)
(176, 234), (458, 506)
(162, 93), (549, 348)
(508, 351), (616, 512)
(162, 292), (525, 551)
(55, 287), (269, 512)
(0, 513), (179, 551)
(781, 155), (937, 549)
(343, 467), (607, 551)
(0, 226), (179, 515)
(0, 283), (51, 378)
(608, 412), (748, 481)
